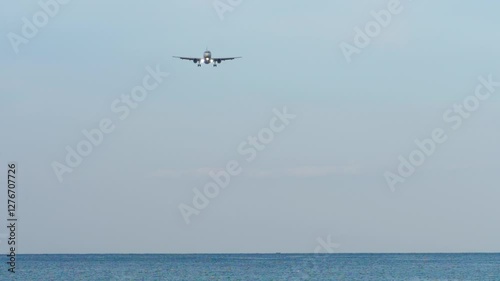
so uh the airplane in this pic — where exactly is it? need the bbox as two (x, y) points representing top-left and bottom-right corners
(173, 50), (241, 67)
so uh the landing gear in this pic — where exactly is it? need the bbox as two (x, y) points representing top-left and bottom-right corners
(197, 64), (201, 67)
(213, 64), (217, 67)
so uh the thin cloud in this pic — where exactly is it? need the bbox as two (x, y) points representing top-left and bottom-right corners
(246, 164), (360, 179)
(148, 167), (222, 179)
(149, 164), (358, 179)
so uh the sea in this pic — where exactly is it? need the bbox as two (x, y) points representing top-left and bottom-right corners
(1, 253), (499, 280)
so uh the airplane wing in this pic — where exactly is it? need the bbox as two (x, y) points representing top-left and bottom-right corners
(173, 56), (200, 62)
(212, 57), (242, 62)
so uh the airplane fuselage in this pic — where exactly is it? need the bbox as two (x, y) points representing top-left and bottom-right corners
(203, 51), (212, 64)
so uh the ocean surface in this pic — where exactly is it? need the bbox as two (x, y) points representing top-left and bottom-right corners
(1, 254), (499, 280)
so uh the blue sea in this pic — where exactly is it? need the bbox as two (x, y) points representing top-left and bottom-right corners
(1, 254), (499, 280)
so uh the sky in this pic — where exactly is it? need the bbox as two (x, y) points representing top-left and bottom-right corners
(0, 0), (499, 254)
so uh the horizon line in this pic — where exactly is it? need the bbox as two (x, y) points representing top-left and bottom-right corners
(15, 252), (500, 255)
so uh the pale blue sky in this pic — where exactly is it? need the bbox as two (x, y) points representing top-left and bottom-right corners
(1, 0), (499, 253)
